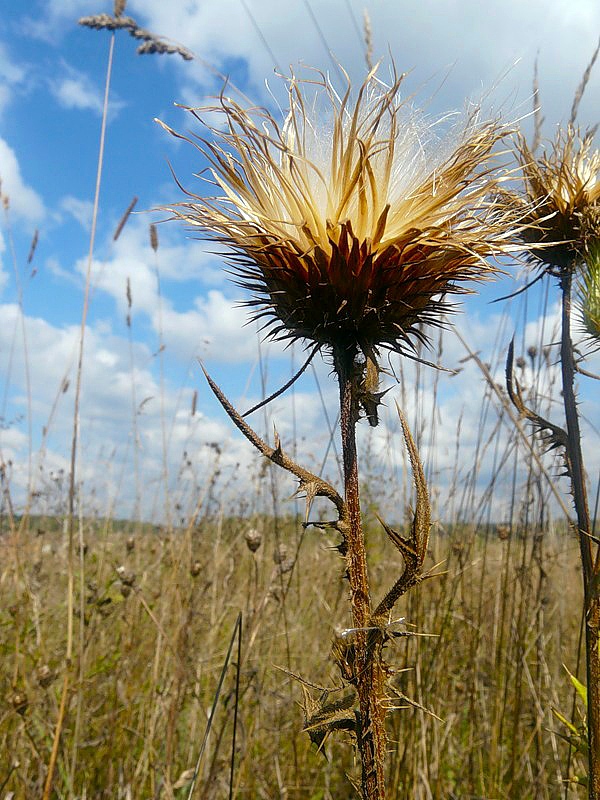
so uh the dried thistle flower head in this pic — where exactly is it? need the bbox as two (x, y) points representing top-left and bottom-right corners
(512, 126), (600, 270)
(160, 65), (519, 360)
(244, 527), (262, 553)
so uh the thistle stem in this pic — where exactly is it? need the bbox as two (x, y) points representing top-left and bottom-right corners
(559, 270), (600, 800)
(334, 346), (387, 800)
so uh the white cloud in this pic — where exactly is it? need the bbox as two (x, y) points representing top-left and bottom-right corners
(0, 231), (7, 295)
(59, 195), (94, 228)
(50, 64), (125, 117)
(131, 0), (600, 131)
(71, 220), (281, 365)
(0, 301), (252, 520)
(0, 43), (27, 115)
(0, 287), (597, 524)
(53, 74), (104, 113)
(20, 0), (99, 43)
(0, 137), (45, 222)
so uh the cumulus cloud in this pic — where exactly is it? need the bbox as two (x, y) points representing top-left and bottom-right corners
(0, 138), (45, 222)
(52, 73), (104, 114)
(49, 63), (125, 117)
(0, 42), (27, 115)
(131, 0), (600, 129)
(0, 301), (254, 519)
(71, 220), (286, 365)
(0, 286), (597, 523)
(20, 0), (99, 42)
(59, 195), (94, 229)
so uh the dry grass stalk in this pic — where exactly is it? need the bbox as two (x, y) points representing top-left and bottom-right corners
(363, 10), (374, 70)
(42, 6), (193, 794)
(570, 35), (600, 125)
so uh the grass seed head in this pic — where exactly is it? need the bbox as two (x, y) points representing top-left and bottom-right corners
(161, 65), (522, 360)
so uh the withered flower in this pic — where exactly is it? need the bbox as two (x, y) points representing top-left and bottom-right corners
(512, 126), (600, 270)
(159, 66), (518, 362)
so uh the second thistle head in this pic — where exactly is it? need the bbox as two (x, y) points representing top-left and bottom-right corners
(160, 64), (520, 365)
(510, 126), (600, 272)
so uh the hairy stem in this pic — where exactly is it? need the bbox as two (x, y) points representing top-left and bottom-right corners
(334, 347), (387, 800)
(559, 270), (600, 800)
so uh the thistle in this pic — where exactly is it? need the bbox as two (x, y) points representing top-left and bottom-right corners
(161, 65), (522, 799)
(510, 125), (600, 271)
(498, 48), (600, 798)
(161, 66), (518, 365)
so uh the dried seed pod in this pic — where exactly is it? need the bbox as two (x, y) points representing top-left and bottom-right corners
(244, 527), (262, 553)
(10, 691), (28, 715)
(190, 560), (202, 577)
(116, 565), (136, 586)
(37, 665), (55, 688)
(126, 536), (135, 553)
(503, 126), (600, 271)
(497, 524), (510, 541)
(114, 196), (138, 241)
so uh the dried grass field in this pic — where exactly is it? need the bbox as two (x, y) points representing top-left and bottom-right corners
(0, 508), (587, 798)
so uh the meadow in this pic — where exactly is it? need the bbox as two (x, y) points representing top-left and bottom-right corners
(1, 4), (600, 799)
(0, 417), (591, 797)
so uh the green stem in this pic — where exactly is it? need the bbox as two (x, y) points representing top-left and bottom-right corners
(335, 346), (387, 800)
(559, 270), (600, 800)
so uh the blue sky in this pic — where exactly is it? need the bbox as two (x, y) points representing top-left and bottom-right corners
(0, 0), (599, 523)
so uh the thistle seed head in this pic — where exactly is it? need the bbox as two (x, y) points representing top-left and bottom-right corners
(160, 65), (522, 359)
(508, 126), (600, 271)
(244, 527), (262, 553)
